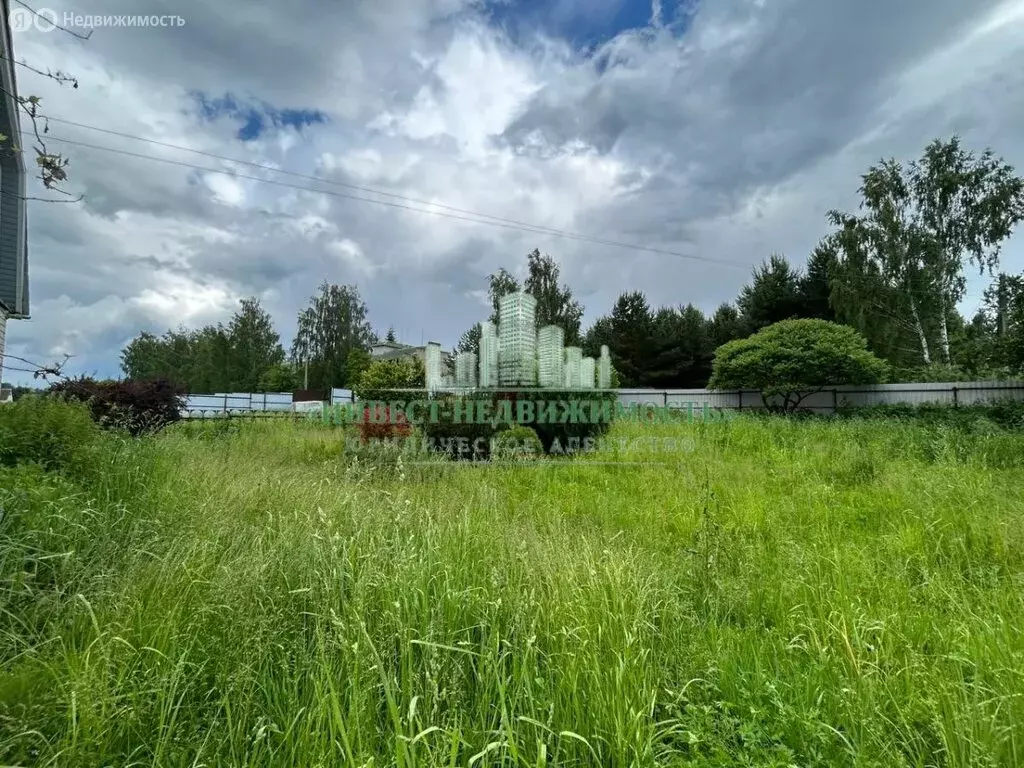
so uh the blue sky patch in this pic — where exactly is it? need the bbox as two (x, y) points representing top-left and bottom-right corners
(191, 92), (328, 141)
(483, 0), (696, 53)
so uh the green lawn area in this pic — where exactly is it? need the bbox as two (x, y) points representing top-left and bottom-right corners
(2, 415), (1023, 767)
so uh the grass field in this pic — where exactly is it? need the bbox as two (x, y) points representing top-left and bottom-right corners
(2, 414), (1023, 767)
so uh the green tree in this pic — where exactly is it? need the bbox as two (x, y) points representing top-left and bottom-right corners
(596, 291), (655, 387)
(800, 244), (838, 322)
(257, 363), (298, 392)
(523, 249), (584, 345)
(476, 250), (585, 348)
(708, 319), (887, 411)
(582, 316), (613, 362)
(910, 138), (1024, 363)
(456, 323), (482, 355)
(487, 268), (520, 324)
(226, 298), (285, 392)
(385, 327), (397, 343)
(710, 303), (744, 349)
(354, 358), (425, 400)
(344, 348), (373, 390)
(120, 331), (169, 381)
(120, 299), (284, 394)
(189, 325), (232, 392)
(290, 282), (374, 390)
(827, 184), (937, 366)
(982, 272), (1024, 373)
(120, 327), (207, 388)
(737, 254), (804, 333)
(826, 137), (1024, 367)
(646, 305), (714, 388)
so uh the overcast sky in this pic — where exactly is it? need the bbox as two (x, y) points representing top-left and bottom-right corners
(5, 0), (1024, 384)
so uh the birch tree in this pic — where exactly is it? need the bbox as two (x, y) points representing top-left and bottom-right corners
(827, 161), (936, 365)
(825, 138), (1024, 367)
(909, 138), (1024, 364)
(290, 282), (373, 390)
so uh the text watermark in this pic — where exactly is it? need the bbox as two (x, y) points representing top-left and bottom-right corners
(347, 434), (698, 460)
(315, 399), (734, 427)
(9, 8), (185, 33)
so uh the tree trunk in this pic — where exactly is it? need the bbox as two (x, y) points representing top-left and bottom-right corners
(997, 273), (1009, 337)
(909, 296), (931, 365)
(937, 293), (951, 366)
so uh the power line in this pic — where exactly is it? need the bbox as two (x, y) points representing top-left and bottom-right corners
(41, 114), (617, 240)
(30, 118), (750, 268)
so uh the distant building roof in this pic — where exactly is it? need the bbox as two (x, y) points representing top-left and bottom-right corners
(374, 346), (424, 361)
(371, 344), (454, 364)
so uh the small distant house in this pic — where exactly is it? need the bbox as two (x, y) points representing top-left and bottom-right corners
(371, 340), (453, 369)
(371, 340), (422, 362)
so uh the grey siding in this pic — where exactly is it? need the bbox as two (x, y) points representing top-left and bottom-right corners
(0, 147), (21, 312)
(0, 305), (7, 382)
(0, 1), (27, 317)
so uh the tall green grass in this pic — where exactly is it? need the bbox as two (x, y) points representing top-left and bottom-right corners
(1, 415), (1022, 767)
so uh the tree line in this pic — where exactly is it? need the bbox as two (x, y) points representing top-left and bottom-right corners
(117, 135), (1024, 393)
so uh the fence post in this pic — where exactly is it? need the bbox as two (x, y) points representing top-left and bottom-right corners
(223, 393), (228, 415)
(832, 388), (838, 413)
(738, 390), (743, 412)
(663, 391), (668, 408)
(953, 386), (958, 408)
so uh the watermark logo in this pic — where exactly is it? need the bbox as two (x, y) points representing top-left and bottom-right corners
(9, 8), (185, 33)
(345, 434), (699, 463)
(8, 6), (35, 31)
(314, 398), (735, 427)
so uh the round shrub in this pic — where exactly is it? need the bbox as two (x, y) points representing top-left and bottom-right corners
(491, 425), (543, 461)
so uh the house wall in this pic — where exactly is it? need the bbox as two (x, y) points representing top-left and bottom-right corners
(0, 3), (28, 319)
(0, 304), (7, 382)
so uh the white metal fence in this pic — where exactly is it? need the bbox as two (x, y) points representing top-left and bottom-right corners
(183, 389), (354, 418)
(617, 381), (1024, 413)
(181, 381), (1024, 418)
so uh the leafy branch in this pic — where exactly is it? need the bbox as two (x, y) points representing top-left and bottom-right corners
(0, 4), (87, 203)
(0, 350), (73, 380)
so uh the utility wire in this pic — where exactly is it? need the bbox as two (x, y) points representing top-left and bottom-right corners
(31, 118), (750, 268)
(41, 114), (617, 240)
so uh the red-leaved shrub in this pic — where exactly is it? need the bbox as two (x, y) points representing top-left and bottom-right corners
(48, 376), (185, 436)
(357, 404), (412, 443)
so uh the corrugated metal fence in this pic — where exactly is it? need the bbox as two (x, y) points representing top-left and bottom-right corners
(182, 381), (1024, 418)
(617, 381), (1024, 413)
(183, 389), (355, 418)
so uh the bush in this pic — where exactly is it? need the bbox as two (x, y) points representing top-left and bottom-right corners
(506, 389), (617, 455)
(356, 403), (412, 444)
(418, 390), (498, 461)
(348, 359), (421, 444)
(887, 364), (1020, 383)
(256, 363), (298, 393)
(492, 425), (543, 461)
(48, 377), (185, 436)
(354, 358), (424, 401)
(0, 395), (100, 471)
(838, 399), (1024, 431)
(709, 319), (887, 411)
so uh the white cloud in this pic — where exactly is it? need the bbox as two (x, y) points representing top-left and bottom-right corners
(4, 0), (1023, 384)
